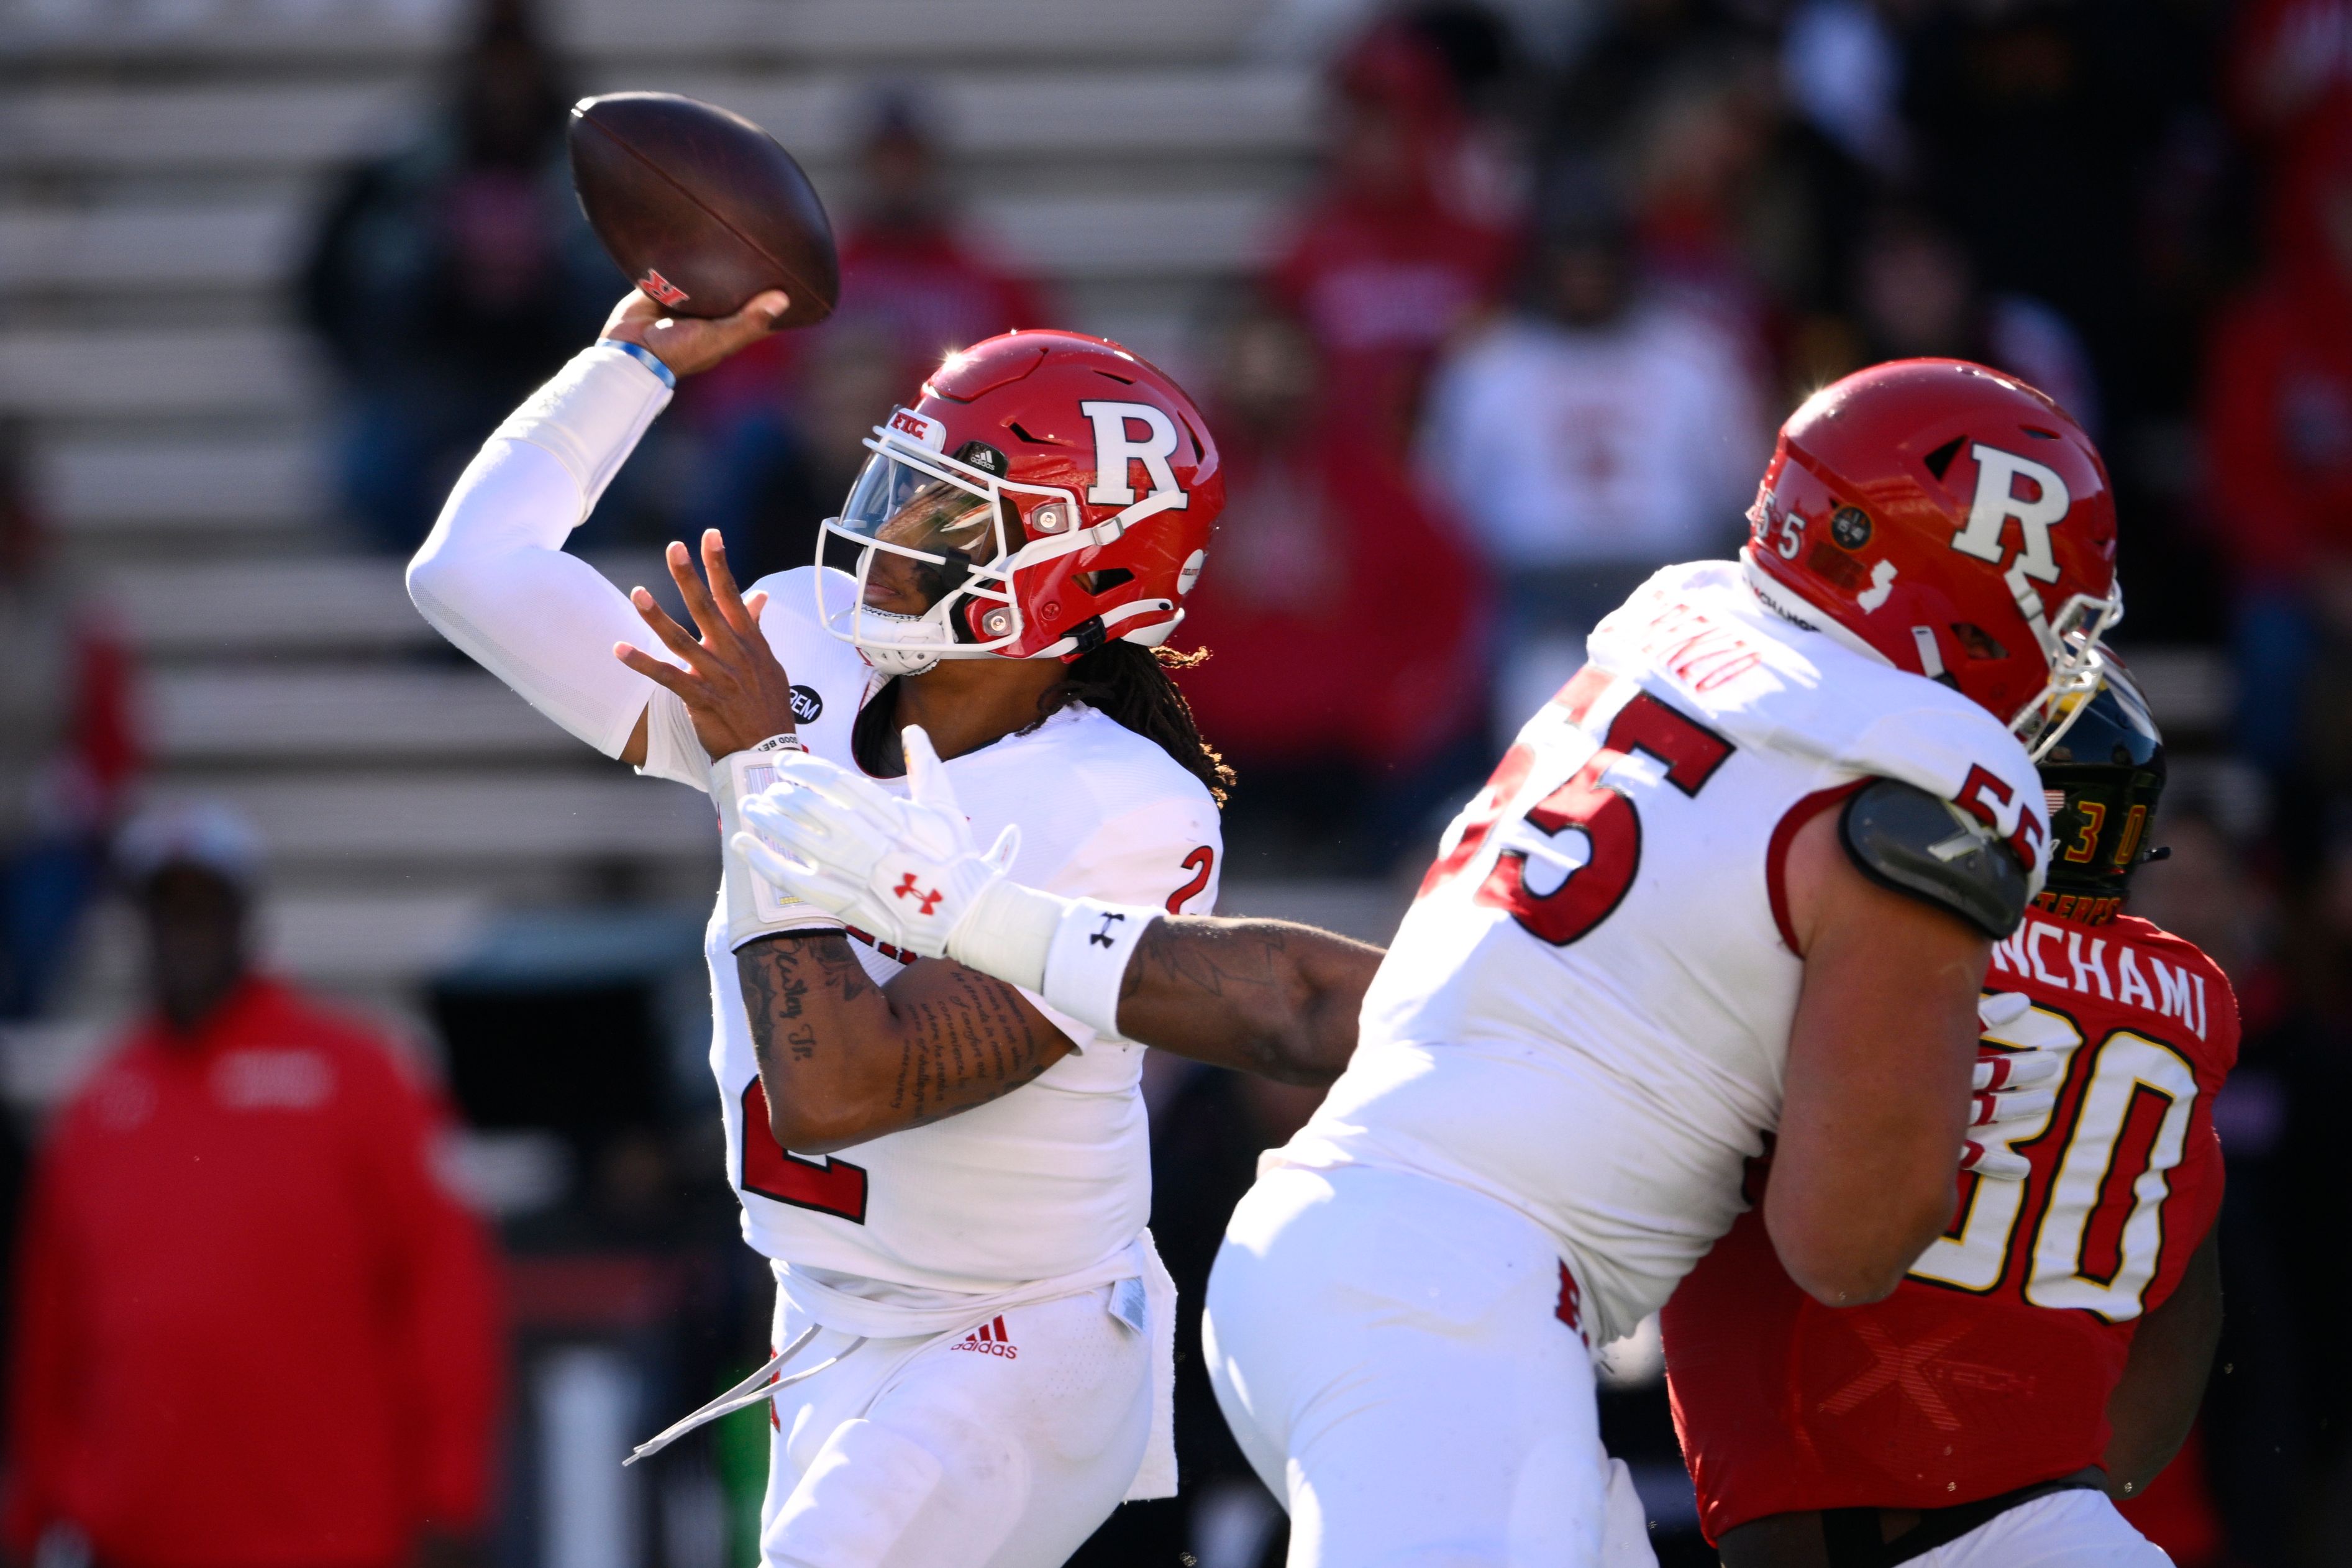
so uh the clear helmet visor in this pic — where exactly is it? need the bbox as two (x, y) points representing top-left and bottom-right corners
(816, 434), (1029, 672)
(837, 449), (1005, 566)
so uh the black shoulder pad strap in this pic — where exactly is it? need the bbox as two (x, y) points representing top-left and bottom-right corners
(1838, 777), (2028, 939)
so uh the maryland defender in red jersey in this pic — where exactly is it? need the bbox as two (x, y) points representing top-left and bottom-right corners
(1664, 666), (2228, 1567)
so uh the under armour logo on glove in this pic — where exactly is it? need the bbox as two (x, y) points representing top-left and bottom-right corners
(1089, 911), (1128, 948)
(891, 873), (945, 917)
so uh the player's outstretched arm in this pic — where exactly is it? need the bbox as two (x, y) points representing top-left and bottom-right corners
(2102, 1226), (2222, 1499)
(731, 737), (1379, 1084)
(736, 934), (1076, 1155)
(1116, 916), (1380, 1085)
(404, 288), (786, 768)
(1769, 803), (1990, 1306)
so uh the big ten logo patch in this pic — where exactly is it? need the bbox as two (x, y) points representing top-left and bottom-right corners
(637, 270), (690, 308)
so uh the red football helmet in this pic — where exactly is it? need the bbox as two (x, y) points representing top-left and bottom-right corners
(1743, 358), (2121, 759)
(815, 330), (1224, 675)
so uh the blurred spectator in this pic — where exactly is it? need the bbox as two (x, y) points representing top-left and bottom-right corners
(1174, 308), (1489, 872)
(684, 88), (1053, 573)
(300, 0), (617, 553)
(826, 91), (1054, 386)
(3, 807), (503, 1568)
(1546, 0), (1760, 163)
(1778, 0), (1907, 178)
(0, 426), (135, 1022)
(2126, 779), (2352, 1565)
(688, 322), (905, 585)
(1267, 21), (1518, 446)
(1416, 173), (1764, 732)
(2202, 103), (2352, 785)
(1898, 2), (2200, 419)
(1842, 203), (2102, 431)
(2230, 0), (2352, 145)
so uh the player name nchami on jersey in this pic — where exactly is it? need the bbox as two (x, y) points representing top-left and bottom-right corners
(1989, 918), (2213, 1039)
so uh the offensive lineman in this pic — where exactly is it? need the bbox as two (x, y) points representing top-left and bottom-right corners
(735, 360), (2122, 1564)
(404, 289), (1343, 1567)
(1663, 665), (2228, 1567)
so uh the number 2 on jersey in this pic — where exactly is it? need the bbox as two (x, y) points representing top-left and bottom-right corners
(1428, 679), (1734, 946)
(741, 1080), (868, 1223)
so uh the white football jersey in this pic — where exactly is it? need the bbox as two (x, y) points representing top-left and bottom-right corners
(1274, 562), (2048, 1344)
(670, 568), (1223, 1296)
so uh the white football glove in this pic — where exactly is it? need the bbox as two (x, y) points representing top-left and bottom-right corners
(1959, 989), (2067, 1182)
(732, 725), (1021, 963)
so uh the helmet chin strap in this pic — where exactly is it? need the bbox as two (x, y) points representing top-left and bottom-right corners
(854, 606), (949, 677)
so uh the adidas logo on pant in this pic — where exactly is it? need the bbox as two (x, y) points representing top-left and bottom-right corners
(952, 1316), (1019, 1359)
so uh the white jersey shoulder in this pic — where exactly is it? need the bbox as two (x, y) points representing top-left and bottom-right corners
(1278, 560), (2044, 1343)
(704, 590), (1224, 1298)
(1587, 560), (2046, 870)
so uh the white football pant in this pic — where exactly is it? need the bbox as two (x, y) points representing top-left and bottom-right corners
(1906, 1490), (2172, 1568)
(1204, 1164), (1657, 1568)
(760, 1283), (1151, 1568)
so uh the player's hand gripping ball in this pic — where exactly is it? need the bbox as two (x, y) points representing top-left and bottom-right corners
(736, 727), (1017, 956)
(1959, 990), (2067, 1182)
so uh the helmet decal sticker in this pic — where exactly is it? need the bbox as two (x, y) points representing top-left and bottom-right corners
(1080, 400), (1189, 507)
(1951, 444), (2069, 585)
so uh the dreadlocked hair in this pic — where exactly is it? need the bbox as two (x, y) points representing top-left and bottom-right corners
(1028, 642), (1234, 806)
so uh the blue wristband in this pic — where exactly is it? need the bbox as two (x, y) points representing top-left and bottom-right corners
(596, 337), (677, 390)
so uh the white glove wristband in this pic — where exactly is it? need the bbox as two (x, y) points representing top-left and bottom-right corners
(1040, 897), (1160, 1041)
(713, 735), (842, 949)
(946, 886), (1160, 1041)
(936, 883), (1157, 1044)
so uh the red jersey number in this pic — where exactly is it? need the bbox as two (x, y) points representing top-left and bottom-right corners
(1168, 846), (1215, 914)
(1439, 689), (1734, 946)
(741, 1079), (868, 1223)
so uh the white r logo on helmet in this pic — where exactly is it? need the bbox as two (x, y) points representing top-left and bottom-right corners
(1080, 400), (1188, 508)
(1950, 444), (2067, 585)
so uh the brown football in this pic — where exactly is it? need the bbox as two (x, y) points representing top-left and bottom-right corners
(568, 92), (839, 327)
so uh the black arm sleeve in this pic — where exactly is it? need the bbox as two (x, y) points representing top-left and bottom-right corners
(1839, 777), (2030, 938)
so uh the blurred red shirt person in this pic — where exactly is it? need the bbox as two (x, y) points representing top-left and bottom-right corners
(3, 806), (502, 1568)
(1174, 309), (1487, 789)
(690, 89), (1052, 429)
(1265, 24), (1517, 445)
(2204, 101), (2352, 586)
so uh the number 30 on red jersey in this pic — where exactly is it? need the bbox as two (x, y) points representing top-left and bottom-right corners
(1912, 998), (2205, 1321)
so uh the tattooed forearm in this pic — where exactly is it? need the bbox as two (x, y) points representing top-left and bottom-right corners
(736, 931), (1075, 1154)
(1125, 917), (1294, 1001)
(887, 967), (1061, 1131)
(1114, 916), (1384, 1085)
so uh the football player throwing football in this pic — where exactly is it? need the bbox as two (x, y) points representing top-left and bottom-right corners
(406, 289), (1355, 1568)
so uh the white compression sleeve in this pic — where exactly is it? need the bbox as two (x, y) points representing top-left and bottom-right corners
(406, 345), (677, 759)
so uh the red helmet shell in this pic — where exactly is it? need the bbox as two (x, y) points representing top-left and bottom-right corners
(900, 330), (1223, 660)
(1744, 358), (2118, 729)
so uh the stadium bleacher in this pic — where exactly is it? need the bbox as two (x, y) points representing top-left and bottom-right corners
(0, 0), (1345, 1066)
(0, 0), (2227, 1046)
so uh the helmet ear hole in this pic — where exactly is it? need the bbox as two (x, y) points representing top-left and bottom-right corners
(1077, 568), (1134, 596)
(1951, 623), (2008, 661)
